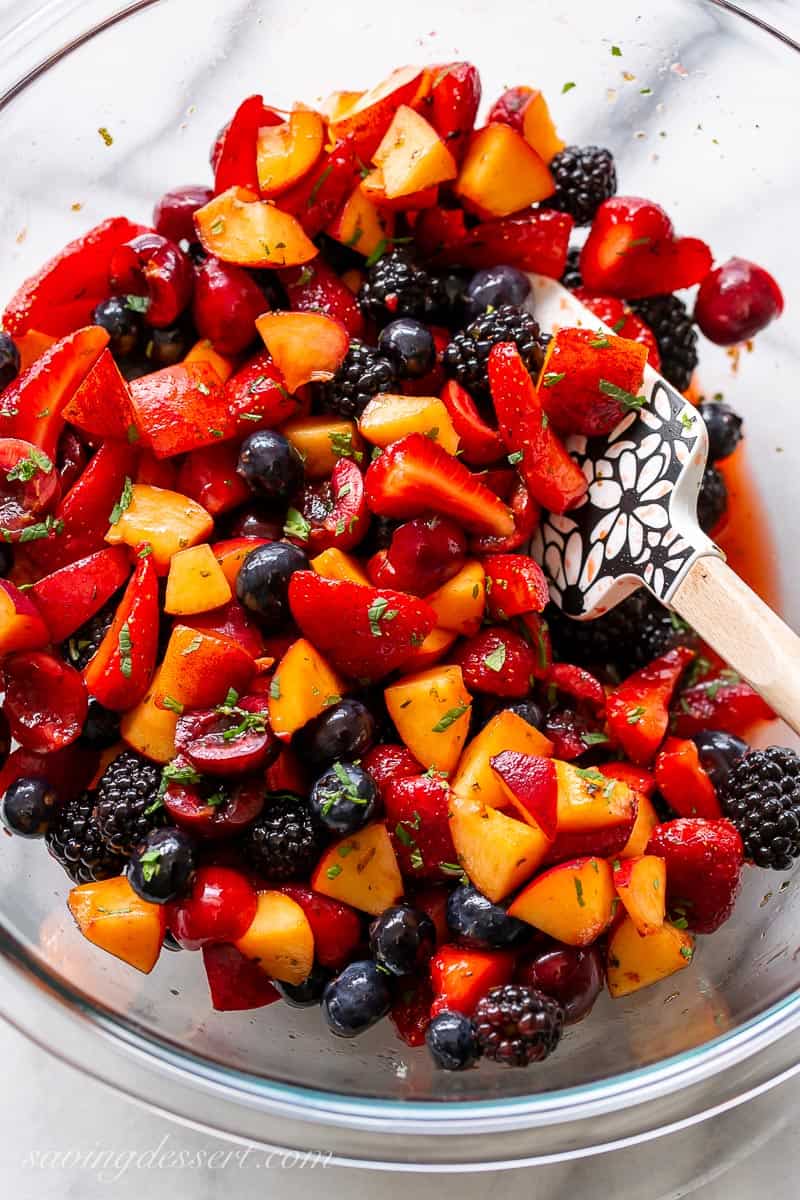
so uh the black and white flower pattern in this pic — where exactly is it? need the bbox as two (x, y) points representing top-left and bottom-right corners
(534, 380), (712, 616)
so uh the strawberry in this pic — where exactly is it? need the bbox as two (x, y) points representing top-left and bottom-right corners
(383, 774), (458, 881)
(596, 762), (656, 797)
(647, 817), (744, 933)
(418, 62), (481, 163)
(415, 206), (572, 277)
(487, 86), (534, 132)
(440, 380), (504, 466)
(362, 743), (422, 800)
(655, 737), (722, 819)
(430, 945), (515, 1016)
(279, 138), (360, 237)
(572, 288), (661, 371)
(606, 646), (696, 764)
(671, 671), (774, 737)
(488, 342), (587, 514)
(276, 885), (363, 970)
(539, 327), (648, 438)
(202, 943), (280, 1012)
(580, 197), (713, 299)
(547, 662), (606, 708)
(483, 553), (548, 620)
(364, 433), (514, 538)
(453, 626), (537, 697)
(287, 572), (436, 681)
(279, 259), (364, 338)
(469, 472), (540, 555)
(390, 976), (434, 1046)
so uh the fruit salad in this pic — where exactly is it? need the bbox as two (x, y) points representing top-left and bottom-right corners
(0, 62), (789, 1073)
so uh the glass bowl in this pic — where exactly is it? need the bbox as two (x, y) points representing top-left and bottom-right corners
(1, 0), (799, 1173)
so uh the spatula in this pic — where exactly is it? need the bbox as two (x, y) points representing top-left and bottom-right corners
(525, 274), (800, 735)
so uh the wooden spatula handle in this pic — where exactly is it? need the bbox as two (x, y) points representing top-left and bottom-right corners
(671, 555), (800, 735)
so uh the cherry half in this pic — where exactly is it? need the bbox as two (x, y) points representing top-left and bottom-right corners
(0, 437), (61, 538)
(153, 185), (214, 245)
(167, 865), (258, 949)
(2, 651), (88, 753)
(163, 768), (266, 838)
(516, 944), (605, 1024)
(694, 257), (784, 345)
(110, 232), (194, 328)
(369, 515), (466, 595)
(174, 695), (277, 777)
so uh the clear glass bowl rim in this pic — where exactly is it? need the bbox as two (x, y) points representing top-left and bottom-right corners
(0, 0), (799, 1150)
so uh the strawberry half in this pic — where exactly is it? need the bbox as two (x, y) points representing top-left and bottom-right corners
(606, 646), (696, 764)
(483, 553), (548, 620)
(430, 945), (515, 1017)
(362, 743), (422, 800)
(439, 380), (504, 466)
(287, 572), (435, 681)
(488, 342), (587, 513)
(539, 327), (648, 438)
(654, 737), (722, 820)
(572, 288), (661, 371)
(383, 774), (458, 882)
(364, 432), (514, 538)
(453, 625), (537, 697)
(647, 817), (744, 933)
(580, 197), (712, 298)
(671, 671), (774, 737)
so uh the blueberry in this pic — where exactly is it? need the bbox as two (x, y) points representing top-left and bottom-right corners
(236, 541), (308, 628)
(128, 826), (196, 904)
(378, 318), (435, 378)
(92, 297), (142, 359)
(274, 963), (333, 1007)
(309, 762), (378, 835)
(691, 730), (748, 790)
(464, 266), (531, 320)
(446, 885), (530, 950)
(369, 905), (436, 976)
(0, 331), (20, 391)
(427, 272), (467, 326)
(506, 700), (546, 732)
(1, 777), (55, 837)
(145, 322), (192, 369)
(303, 700), (377, 766)
(237, 430), (304, 503)
(425, 1010), (480, 1071)
(79, 698), (121, 750)
(699, 401), (743, 463)
(322, 960), (392, 1037)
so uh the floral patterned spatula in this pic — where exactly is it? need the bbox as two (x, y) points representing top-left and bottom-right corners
(526, 273), (800, 735)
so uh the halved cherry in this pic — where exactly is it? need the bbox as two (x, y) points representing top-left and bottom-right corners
(0, 437), (60, 538)
(174, 694), (277, 776)
(163, 769), (265, 837)
(56, 428), (88, 495)
(368, 515), (466, 595)
(2, 651), (88, 753)
(470, 474), (539, 554)
(153, 186), (214, 244)
(289, 457), (367, 554)
(166, 865), (258, 949)
(109, 233), (194, 328)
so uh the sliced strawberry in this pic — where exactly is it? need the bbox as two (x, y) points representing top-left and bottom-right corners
(539, 326), (648, 437)
(483, 553), (548, 620)
(202, 943), (280, 1012)
(488, 342), (587, 514)
(82, 552), (159, 711)
(276, 884), (363, 970)
(606, 646), (696, 764)
(671, 671), (774, 737)
(440, 380), (504, 466)
(416, 207), (572, 277)
(213, 95), (282, 194)
(470, 476), (540, 554)
(390, 976), (434, 1046)
(288, 458), (367, 555)
(365, 432), (514, 538)
(647, 817), (743, 933)
(177, 441), (251, 517)
(580, 197), (713, 298)
(3, 217), (145, 338)
(31, 547), (131, 643)
(279, 138), (360, 237)
(597, 761), (656, 797)
(430, 945), (515, 1016)
(279, 259), (364, 337)
(418, 62), (481, 163)
(288, 572), (435, 681)
(547, 662), (606, 708)
(222, 350), (301, 430)
(572, 289), (661, 371)
(383, 774), (458, 882)
(655, 737), (722, 819)
(453, 626), (537, 697)
(362, 743), (422, 801)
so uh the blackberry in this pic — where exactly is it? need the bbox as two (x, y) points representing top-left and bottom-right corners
(546, 591), (698, 677)
(318, 339), (396, 418)
(94, 750), (164, 854)
(46, 794), (125, 883)
(630, 295), (698, 392)
(720, 747), (800, 870)
(62, 597), (119, 671)
(242, 793), (322, 881)
(697, 465), (728, 534)
(443, 306), (545, 401)
(358, 248), (432, 323)
(561, 246), (583, 290)
(474, 984), (563, 1066)
(547, 145), (617, 226)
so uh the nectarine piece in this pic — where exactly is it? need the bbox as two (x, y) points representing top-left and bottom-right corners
(620, 792), (660, 858)
(256, 108), (324, 197)
(607, 916), (695, 998)
(311, 822), (403, 915)
(491, 751), (558, 838)
(326, 185), (395, 260)
(281, 415), (363, 480)
(329, 65), (428, 155)
(448, 791), (549, 904)
(268, 637), (346, 741)
(256, 311), (349, 394)
(68, 875), (165, 973)
(507, 856), (615, 946)
(373, 105), (457, 199)
(424, 561), (486, 637)
(521, 91), (565, 162)
(164, 543), (232, 615)
(455, 124), (555, 218)
(384, 664), (472, 775)
(613, 854), (666, 936)
(358, 393), (460, 456)
(310, 547), (371, 586)
(451, 710), (553, 810)
(401, 626), (459, 671)
(234, 890), (315, 985)
(105, 484), (214, 574)
(0, 580), (50, 655)
(194, 186), (317, 268)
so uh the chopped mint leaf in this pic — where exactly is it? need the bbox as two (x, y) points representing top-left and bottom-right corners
(432, 704), (469, 733)
(109, 476), (133, 525)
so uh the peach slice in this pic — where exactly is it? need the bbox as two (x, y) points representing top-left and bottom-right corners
(329, 65), (428, 155)
(613, 854), (666, 936)
(521, 91), (565, 163)
(194, 186), (317, 268)
(619, 792), (660, 858)
(507, 856), (615, 946)
(449, 791), (550, 904)
(256, 108), (324, 197)
(401, 626), (459, 672)
(164, 543), (232, 616)
(256, 311), (349, 394)
(311, 822), (403, 915)
(607, 916), (695, 998)
(424, 561), (486, 637)
(545, 761), (638, 861)
(310, 547), (370, 586)
(491, 751), (558, 838)
(105, 483), (214, 574)
(68, 875), (165, 974)
(320, 90), (364, 124)
(455, 124), (555, 218)
(452, 710), (553, 810)
(234, 890), (315, 985)
(268, 637), (346, 741)
(384, 664), (472, 776)
(373, 106), (457, 199)
(0, 580), (50, 655)
(358, 393), (460, 456)
(281, 415), (363, 480)
(326, 185), (395, 259)
(360, 167), (439, 212)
